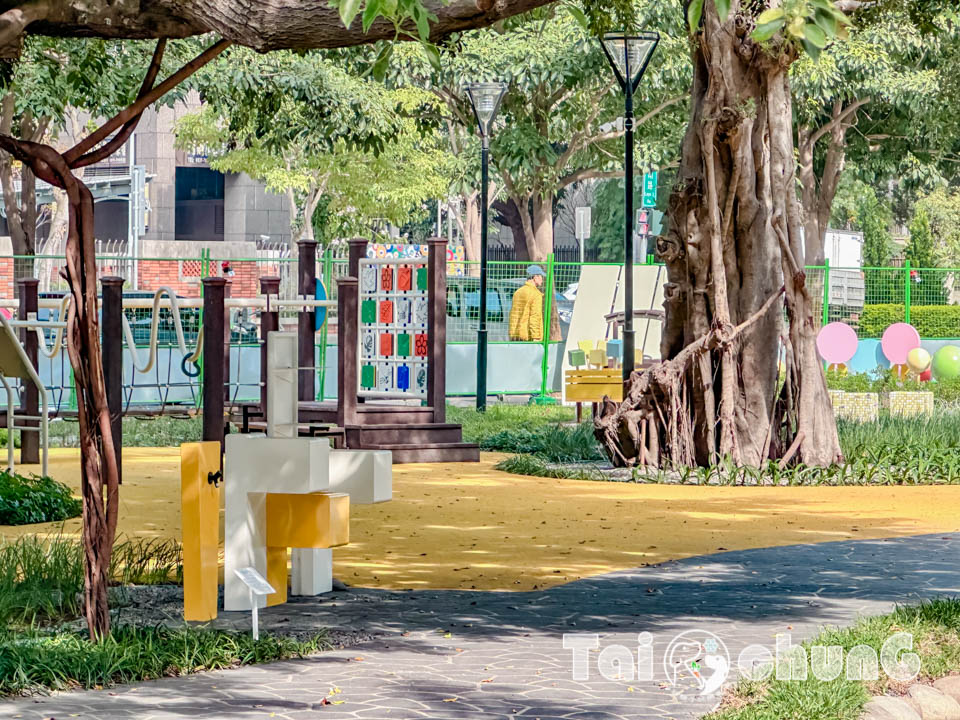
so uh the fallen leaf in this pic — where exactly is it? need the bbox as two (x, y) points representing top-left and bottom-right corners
(481, 677), (494, 683)
(443, 698), (458, 702)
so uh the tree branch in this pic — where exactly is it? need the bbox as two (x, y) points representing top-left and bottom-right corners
(68, 39), (168, 169)
(64, 39), (231, 167)
(20, 0), (556, 53)
(808, 97), (870, 148)
(0, 1), (49, 59)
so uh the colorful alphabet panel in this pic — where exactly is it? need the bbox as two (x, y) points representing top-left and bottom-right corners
(358, 258), (429, 398)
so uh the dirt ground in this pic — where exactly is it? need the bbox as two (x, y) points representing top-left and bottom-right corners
(5, 447), (960, 591)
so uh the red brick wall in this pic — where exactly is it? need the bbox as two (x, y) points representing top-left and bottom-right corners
(137, 258), (263, 298)
(0, 257), (13, 300)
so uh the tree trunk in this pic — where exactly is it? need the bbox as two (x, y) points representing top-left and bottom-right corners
(596, 3), (841, 470)
(461, 190), (481, 277)
(530, 192), (553, 262)
(492, 197), (530, 263)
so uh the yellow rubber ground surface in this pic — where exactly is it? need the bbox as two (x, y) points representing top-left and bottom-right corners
(4, 448), (960, 591)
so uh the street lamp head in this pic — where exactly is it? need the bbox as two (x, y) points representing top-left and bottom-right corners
(601, 31), (660, 93)
(465, 81), (508, 137)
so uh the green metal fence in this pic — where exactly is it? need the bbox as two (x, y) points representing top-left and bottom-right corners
(6, 251), (960, 401)
(815, 261), (960, 339)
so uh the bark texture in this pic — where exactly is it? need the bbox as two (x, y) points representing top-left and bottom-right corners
(596, 2), (842, 470)
(0, 0), (554, 56)
(0, 39), (227, 639)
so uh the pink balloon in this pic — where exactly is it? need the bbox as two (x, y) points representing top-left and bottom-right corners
(817, 322), (859, 364)
(881, 323), (921, 365)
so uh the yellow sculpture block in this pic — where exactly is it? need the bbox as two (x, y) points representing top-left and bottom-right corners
(265, 492), (350, 549)
(265, 546), (288, 607)
(181, 442), (221, 622)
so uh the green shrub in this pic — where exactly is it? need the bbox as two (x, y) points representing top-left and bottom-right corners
(480, 422), (603, 462)
(0, 534), (183, 626)
(859, 304), (960, 338)
(0, 471), (81, 525)
(0, 625), (329, 696)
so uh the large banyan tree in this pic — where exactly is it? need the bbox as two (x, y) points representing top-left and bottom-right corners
(0, 0), (555, 639)
(594, 0), (854, 470)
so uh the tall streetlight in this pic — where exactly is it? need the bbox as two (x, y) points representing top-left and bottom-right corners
(466, 81), (507, 412)
(600, 31), (659, 383)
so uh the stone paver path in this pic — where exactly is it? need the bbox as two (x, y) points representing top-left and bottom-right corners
(7, 533), (960, 719)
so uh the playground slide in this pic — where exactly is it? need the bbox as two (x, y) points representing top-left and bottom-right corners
(561, 265), (666, 404)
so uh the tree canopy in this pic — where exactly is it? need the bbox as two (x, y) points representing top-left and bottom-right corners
(177, 48), (450, 244)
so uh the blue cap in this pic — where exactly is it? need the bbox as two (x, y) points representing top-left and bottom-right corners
(527, 265), (545, 277)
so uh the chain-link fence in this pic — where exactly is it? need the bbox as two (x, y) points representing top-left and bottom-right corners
(5, 248), (960, 407)
(815, 262), (960, 339)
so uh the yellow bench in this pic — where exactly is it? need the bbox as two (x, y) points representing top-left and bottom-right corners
(565, 368), (623, 421)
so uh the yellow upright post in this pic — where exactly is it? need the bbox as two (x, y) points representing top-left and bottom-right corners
(181, 441), (222, 621)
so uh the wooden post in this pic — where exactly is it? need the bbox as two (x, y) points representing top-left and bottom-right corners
(259, 276), (281, 417)
(347, 237), (368, 278)
(202, 277), (227, 453)
(337, 276), (359, 428)
(16, 277), (39, 464)
(297, 239), (317, 402)
(426, 237), (447, 423)
(100, 276), (124, 485)
(223, 279), (232, 405)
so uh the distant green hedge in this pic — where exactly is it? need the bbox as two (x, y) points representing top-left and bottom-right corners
(859, 304), (960, 338)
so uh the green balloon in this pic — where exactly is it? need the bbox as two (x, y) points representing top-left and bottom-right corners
(932, 345), (960, 381)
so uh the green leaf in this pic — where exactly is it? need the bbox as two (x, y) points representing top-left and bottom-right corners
(371, 43), (393, 81)
(755, 7), (784, 25)
(687, 0), (704, 32)
(715, 0), (731, 23)
(801, 37), (821, 61)
(751, 17), (784, 42)
(423, 42), (441, 72)
(803, 22), (827, 48)
(362, 0), (382, 33)
(339, 0), (363, 28)
(567, 5), (589, 31)
(414, 5), (431, 42)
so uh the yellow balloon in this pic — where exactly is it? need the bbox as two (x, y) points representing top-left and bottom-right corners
(906, 347), (931, 374)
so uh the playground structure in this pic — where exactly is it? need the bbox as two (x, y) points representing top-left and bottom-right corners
(234, 237), (478, 463)
(0, 237), (478, 471)
(0, 304), (50, 475)
(182, 330), (391, 621)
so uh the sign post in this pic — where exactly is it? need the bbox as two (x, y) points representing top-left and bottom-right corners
(575, 207), (592, 264)
(234, 567), (276, 640)
(641, 171), (658, 208)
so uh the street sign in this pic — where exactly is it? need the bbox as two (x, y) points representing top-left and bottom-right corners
(642, 171), (658, 208)
(575, 207), (592, 241)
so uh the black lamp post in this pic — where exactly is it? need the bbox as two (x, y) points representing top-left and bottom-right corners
(600, 31), (659, 383)
(466, 81), (507, 412)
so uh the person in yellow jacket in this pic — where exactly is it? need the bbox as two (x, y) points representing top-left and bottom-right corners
(509, 265), (546, 341)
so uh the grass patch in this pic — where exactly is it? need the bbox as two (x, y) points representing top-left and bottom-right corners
(463, 404), (960, 485)
(0, 471), (81, 525)
(448, 403), (574, 445)
(707, 598), (960, 720)
(481, 422), (603, 462)
(47, 415), (203, 449)
(0, 624), (329, 696)
(495, 454), (606, 481)
(0, 534), (182, 627)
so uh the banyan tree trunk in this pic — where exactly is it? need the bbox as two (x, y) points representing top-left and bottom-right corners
(596, 2), (842, 469)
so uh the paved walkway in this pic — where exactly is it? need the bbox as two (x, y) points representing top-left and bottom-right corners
(7, 533), (960, 719)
